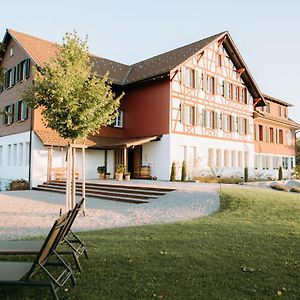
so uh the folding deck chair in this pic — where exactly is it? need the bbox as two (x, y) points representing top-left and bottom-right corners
(0, 198), (88, 272)
(0, 212), (76, 300)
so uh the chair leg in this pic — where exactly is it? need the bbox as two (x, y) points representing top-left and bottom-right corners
(49, 282), (59, 300)
(84, 249), (89, 259)
(72, 252), (82, 272)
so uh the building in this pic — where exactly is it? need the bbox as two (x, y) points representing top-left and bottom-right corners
(0, 29), (299, 188)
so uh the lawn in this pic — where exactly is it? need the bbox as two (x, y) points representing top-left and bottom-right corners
(1, 188), (300, 299)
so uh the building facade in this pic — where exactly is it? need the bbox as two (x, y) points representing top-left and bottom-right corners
(0, 29), (299, 188)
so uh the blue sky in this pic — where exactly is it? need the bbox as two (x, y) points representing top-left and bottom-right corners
(1, 0), (300, 123)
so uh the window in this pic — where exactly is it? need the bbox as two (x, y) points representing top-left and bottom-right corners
(13, 144), (17, 166)
(15, 100), (28, 121)
(279, 129), (283, 144)
(266, 156), (270, 169)
(216, 149), (222, 167)
(206, 76), (214, 94)
(113, 110), (124, 128)
(241, 118), (248, 134)
(291, 157), (294, 169)
(266, 102), (270, 113)
(233, 86), (239, 101)
(184, 67), (195, 88)
(19, 143), (24, 165)
(5, 68), (15, 89)
(224, 150), (229, 167)
(273, 157), (279, 169)
(282, 157), (288, 170)
(238, 151), (243, 168)
(224, 114), (232, 132)
(244, 151), (249, 167)
(240, 88), (247, 104)
(254, 155), (259, 169)
(7, 144), (11, 166)
(269, 127), (274, 143)
(208, 148), (214, 167)
(231, 150), (236, 167)
(185, 105), (195, 125)
(217, 54), (222, 67)
(227, 83), (233, 99)
(206, 111), (214, 129)
(2, 104), (14, 125)
(9, 47), (14, 57)
(25, 142), (30, 165)
(17, 60), (26, 82)
(283, 108), (287, 118)
(278, 106), (282, 117)
(258, 125), (264, 141)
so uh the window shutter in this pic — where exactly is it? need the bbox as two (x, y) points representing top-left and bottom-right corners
(266, 126), (270, 142)
(246, 119), (250, 135)
(1, 110), (5, 126)
(22, 101), (28, 120)
(194, 106), (198, 125)
(245, 91), (250, 105)
(12, 67), (16, 86)
(219, 113), (223, 130)
(202, 74), (207, 92)
(223, 81), (228, 98)
(202, 109), (207, 127)
(180, 67), (184, 85)
(16, 63), (21, 82)
(25, 58), (31, 79)
(15, 101), (19, 121)
(231, 116), (235, 132)
(195, 70), (200, 89)
(214, 112), (218, 129)
(236, 117), (240, 133)
(214, 77), (218, 95)
(4, 71), (8, 89)
(180, 104), (185, 124)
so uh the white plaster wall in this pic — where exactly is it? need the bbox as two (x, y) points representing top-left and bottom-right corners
(169, 133), (255, 180)
(0, 131), (31, 185)
(142, 135), (171, 180)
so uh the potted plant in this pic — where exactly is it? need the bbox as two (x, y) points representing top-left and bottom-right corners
(97, 165), (106, 180)
(105, 173), (111, 179)
(115, 164), (124, 180)
(124, 172), (131, 180)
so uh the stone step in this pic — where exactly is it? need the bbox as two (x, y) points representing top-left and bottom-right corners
(32, 186), (148, 204)
(38, 183), (156, 200)
(45, 181), (167, 196)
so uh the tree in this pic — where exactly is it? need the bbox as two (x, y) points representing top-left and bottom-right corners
(244, 167), (249, 182)
(278, 166), (283, 181)
(181, 160), (187, 182)
(23, 31), (123, 210)
(170, 162), (176, 181)
(296, 138), (300, 165)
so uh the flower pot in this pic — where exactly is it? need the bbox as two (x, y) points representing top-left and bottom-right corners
(98, 173), (105, 180)
(105, 174), (111, 180)
(124, 174), (130, 181)
(115, 172), (123, 181)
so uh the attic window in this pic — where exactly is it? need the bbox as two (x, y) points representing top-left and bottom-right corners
(9, 47), (14, 57)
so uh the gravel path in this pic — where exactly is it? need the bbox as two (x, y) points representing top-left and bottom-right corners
(0, 182), (220, 240)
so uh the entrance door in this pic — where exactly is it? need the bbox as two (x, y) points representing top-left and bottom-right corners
(127, 146), (142, 178)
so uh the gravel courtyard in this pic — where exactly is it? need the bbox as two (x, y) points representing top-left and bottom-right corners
(0, 181), (220, 240)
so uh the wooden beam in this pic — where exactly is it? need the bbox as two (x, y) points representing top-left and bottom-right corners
(218, 36), (227, 47)
(196, 51), (204, 62)
(170, 69), (178, 81)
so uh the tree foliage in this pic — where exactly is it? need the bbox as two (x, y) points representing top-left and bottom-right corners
(22, 32), (122, 141)
(170, 162), (176, 181)
(296, 138), (300, 165)
(181, 160), (187, 182)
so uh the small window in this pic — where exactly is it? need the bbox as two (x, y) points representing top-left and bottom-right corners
(217, 54), (222, 67)
(233, 86), (239, 101)
(269, 127), (274, 143)
(207, 76), (215, 94)
(266, 102), (270, 113)
(279, 129), (283, 144)
(240, 88), (247, 104)
(185, 67), (195, 88)
(206, 111), (214, 128)
(258, 125), (264, 141)
(10, 47), (14, 57)
(113, 110), (124, 128)
(227, 83), (233, 99)
(278, 106), (282, 117)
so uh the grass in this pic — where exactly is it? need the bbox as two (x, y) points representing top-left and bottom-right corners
(1, 188), (300, 299)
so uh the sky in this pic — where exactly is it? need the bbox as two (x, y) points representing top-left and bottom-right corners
(1, 0), (300, 124)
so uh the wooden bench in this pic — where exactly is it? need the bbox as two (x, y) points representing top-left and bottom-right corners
(52, 168), (79, 181)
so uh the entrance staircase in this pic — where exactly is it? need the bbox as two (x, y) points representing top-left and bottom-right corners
(33, 181), (175, 204)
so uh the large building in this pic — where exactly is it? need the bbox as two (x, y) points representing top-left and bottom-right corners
(0, 29), (299, 187)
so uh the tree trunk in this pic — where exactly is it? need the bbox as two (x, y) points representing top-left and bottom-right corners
(71, 143), (76, 209)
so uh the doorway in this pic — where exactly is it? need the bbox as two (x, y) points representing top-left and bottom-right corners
(127, 146), (142, 178)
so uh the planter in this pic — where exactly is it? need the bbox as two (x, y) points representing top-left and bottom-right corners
(115, 172), (123, 181)
(105, 174), (111, 180)
(124, 174), (130, 181)
(140, 166), (151, 178)
(98, 173), (105, 180)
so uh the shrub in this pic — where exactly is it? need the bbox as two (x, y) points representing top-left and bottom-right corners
(196, 176), (243, 184)
(278, 166), (283, 181)
(9, 179), (30, 191)
(181, 160), (187, 182)
(270, 183), (289, 192)
(244, 167), (249, 182)
(97, 166), (106, 174)
(290, 187), (300, 193)
(170, 162), (176, 181)
(293, 165), (300, 179)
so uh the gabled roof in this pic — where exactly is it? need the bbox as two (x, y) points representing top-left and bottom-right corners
(263, 94), (293, 107)
(0, 29), (266, 105)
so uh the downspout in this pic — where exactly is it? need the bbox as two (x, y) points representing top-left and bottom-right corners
(28, 107), (33, 188)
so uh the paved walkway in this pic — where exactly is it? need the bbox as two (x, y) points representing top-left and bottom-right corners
(0, 181), (220, 240)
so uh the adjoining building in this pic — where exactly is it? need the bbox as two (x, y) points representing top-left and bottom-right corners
(0, 29), (299, 187)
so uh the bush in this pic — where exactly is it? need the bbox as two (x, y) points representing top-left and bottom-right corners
(9, 179), (30, 191)
(293, 165), (300, 179)
(181, 160), (187, 182)
(270, 183), (289, 192)
(196, 176), (243, 184)
(244, 167), (248, 182)
(278, 166), (283, 181)
(170, 162), (176, 181)
(290, 187), (300, 193)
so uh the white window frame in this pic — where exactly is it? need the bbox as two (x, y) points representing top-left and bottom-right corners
(114, 110), (124, 128)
